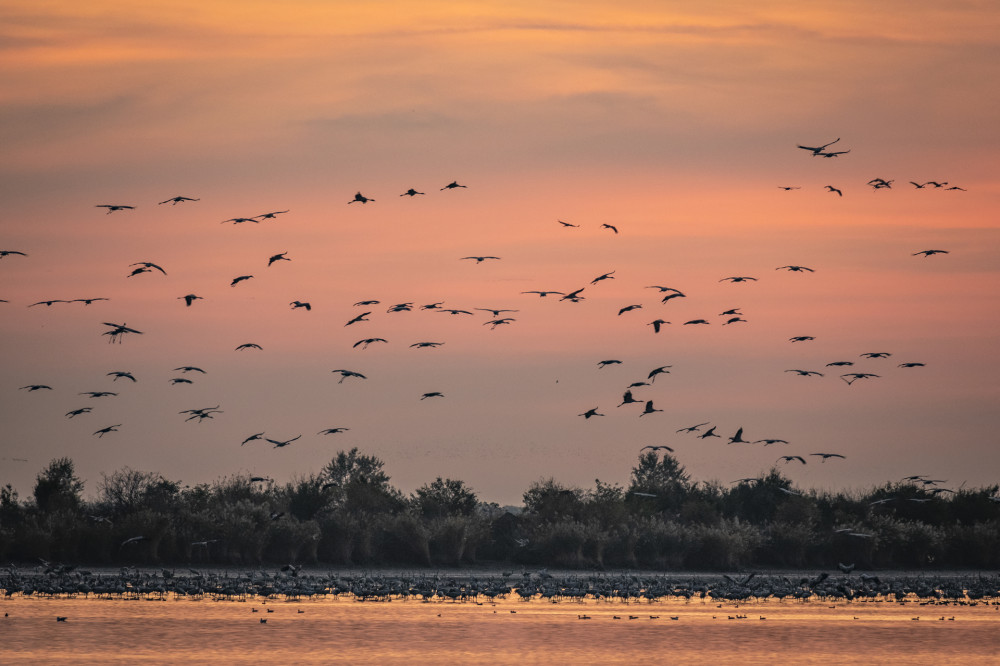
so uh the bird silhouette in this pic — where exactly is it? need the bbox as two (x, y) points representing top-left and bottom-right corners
(353, 338), (386, 349)
(400, 188), (425, 196)
(29, 299), (68, 307)
(72, 297), (109, 305)
(598, 359), (622, 368)
(648, 319), (670, 333)
(461, 256), (500, 263)
(859, 352), (891, 358)
(778, 456), (806, 464)
(230, 275), (254, 286)
(557, 220), (579, 227)
(913, 249), (949, 257)
(754, 438), (789, 445)
(683, 319), (709, 325)
(0, 250), (28, 259)
(331, 369), (366, 383)
(169, 378), (193, 385)
(222, 217), (258, 225)
(129, 261), (167, 275)
(96, 204), (135, 213)
(345, 312), (371, 326)
(600, 223), (619, 234)
(179, 294), (203, 307)
(560, 288), (586, 302)
(319, 427), (350, 434)
(579, 408), (604, 419)
(107, 371), (137, 382)
(290, 301), (311, 310)
(641, 445), (674, 453)
(785, 369), (823, 377)
(698, 426), (721, 439)
(522, 290), (564, 298)
(676, 422), (709, 433)
(728, 427), (749, 444)
(241, 433), (265, 446)
(440, 181), (466, 190)
(777, 265), (814, 272)
(647, 366), (672, 382)
(348, 192), (374, 204)
(797, 138), (840, 154)
(93, 425), (120, 438)
(267, 252), (290, 266)
(410, 341), (443, 348)
(65, 407), (93, 418)
(720, 276), (757, 283)
(811, 453), (846, 462)
(591, 271), (615, 284)
(639, 401), (663, 417)
(898, 362), (925, 368)
(267, 435), (301, 448)
(254, 210), (290, 219)
(789, 336), (815, 342)
(235, 343), (262, 351)
(825, 185), (843, 196)
(102, 322), (142, 343)
(159, 196), (199, 205)
(618, 390), (641, 407)
(618, 304), (642, 315)
(840, 373), (879, 385)
(20, 384), (52, 391)
(174, 366), (206, 373)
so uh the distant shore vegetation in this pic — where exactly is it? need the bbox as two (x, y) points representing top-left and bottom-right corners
(2, 450), (999, 570)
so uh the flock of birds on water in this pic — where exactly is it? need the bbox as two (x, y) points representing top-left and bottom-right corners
(0, 561), (1000, 622)
(1, 139), (972, 497)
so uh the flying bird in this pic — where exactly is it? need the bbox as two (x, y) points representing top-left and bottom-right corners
(410, 341), (443, 348)
(825, 185), (843, 196)
(21, 384), (52, 391)
(0, 249), (28, 258)
(647, 366), (672, 382)
(267, 435), (301, 448)
(618, 390), (641, 407)
(698, 426), (721, 439)
(353, 338), (387, 349)
(400, 188), (425, 196)
(898, 362), (925, 368)
(72, 297), (109, 305)
(179, 294), (203, 307)
(913, 249), (949, 257)
(331, 369), (366, 383)
(107, 371), (137, 382)
(129, 261), (167, 275)
(728, 427), (749, 444)
(860, 352), (891, 358)
(777, 186), (801, 190)
(29, 299), (68, 307)
(230, 275), (254, 287)
(254, 210), (290, 219)
(168, 378), (193, 385)
(319, 427), (350, 434)
(241, 433), (265, 446)
(811, 453), (846, 462)
(557, 220), (579, 227)
(267, 252), (290, 266)
(777, 266), (814, 272)
(778, 456), (806, 465)
(96, 204), (135, 213)
(789, 336), (815, 342)
(676, 422), (710, 434)
(640, 445), (674, 453)
(290, 301), (311, 310)
(348, 192), (375, 204)
(618, 304), (642, 315)
(648, 319), (670, 333)
(222, 217), (258, 225)
(591, 271), (615, 284)
(159, 196), (199, 205)
(683, 319), (709, 325)
(174, 366), (206, 373)
(420, 392), (444, 400)
(93, 424), (121, 438)
(440, 181), (467, 190)
(80, 391), (117, 398)
(102, 322), (142, 343)
(345, 312), (371, 326)
(461, 256), (500, 263)
(560, 288), (586, 302)
(639, 401), (663, 417)
(598, 359), (622, 368)
(797, 138), (840, 154)
(600, 223), (619, 234)
(522, 290), (564, 298)
(579, 408), (604, 419)
(841, 373), (879, 385)
(755, 439), (789, 446)
(235, 343), (262, 351)
(65, 407), (92, 418)
(785, 369), (823, 376)
(720, 276), (757, 283)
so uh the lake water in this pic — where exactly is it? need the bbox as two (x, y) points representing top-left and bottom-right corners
(2, 594), (998, 664)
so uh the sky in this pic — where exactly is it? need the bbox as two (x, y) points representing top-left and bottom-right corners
(1, 1), (999, 506)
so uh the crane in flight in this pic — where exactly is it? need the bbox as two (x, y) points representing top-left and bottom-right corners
(159, 196), (199, 205)
(267, 252), (290, 266)
(676, 422), (710, 434)
(461, 256), (500, 263)
(789, 336), (815, 342)
(290, 301), (311, 311)
(174, 366), (206, 373)
(811, 453), (846, 462)
(786, 369), (823, 377)
(235, 343), (262, 351)
(825, 185), (843, 196)
(107, 371), (137, 382)
(841, 373), (879, 385)
(331, 369), (366, 383)
(179, 294), (203, 307)
(348, 192), (374, 204)
(353, 337), (386, 349)
(648, 319), (670, 333)
(268, 435), (301, 448)
(254, 210), (289, 219)
(797, 137), (840, 154)
(319, 427), (350, 434)
(557, 220), (579, 227)
(129, 261), (166, 274)
(93, 424), (121, 438)
(230, 275), (254, 286)
(778, 455), (806, 465)
(579, 408), (604, 419)
(96, 204), (135, 213)
(639, 400), (663, 417)
(241, 433), (265, 446)
(913, 249), (949, 257)
(441, 181), (467, 190)
(102, 322), (142, 343)
(600, 223), (619, 234)
(777, 265), (814, 272)
(0, 250), (27, 259)
(410, 341), (443, 348)
(640, 445), (674, 453)
(720, 276), (757, 283)
(65, 407), (92, 418)
(400, 188), (424, 196)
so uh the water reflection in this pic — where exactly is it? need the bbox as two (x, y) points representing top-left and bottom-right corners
(1, 595), (997, 664)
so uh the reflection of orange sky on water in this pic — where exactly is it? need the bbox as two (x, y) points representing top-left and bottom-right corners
(1, 1), (999, 503)
(3, 594), (999, 663)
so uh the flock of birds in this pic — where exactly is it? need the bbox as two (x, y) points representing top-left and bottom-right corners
(2, 142), (971, 497)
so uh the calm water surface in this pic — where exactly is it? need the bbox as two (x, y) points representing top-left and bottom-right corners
(2, 595), (998, 664)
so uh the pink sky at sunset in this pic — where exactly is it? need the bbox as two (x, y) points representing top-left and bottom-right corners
(1, 1), (998, 505)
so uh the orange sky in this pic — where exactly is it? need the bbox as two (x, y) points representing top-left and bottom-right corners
(1, 1), (998, 504)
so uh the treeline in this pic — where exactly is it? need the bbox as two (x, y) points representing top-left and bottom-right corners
(2, 450), (999, 570)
